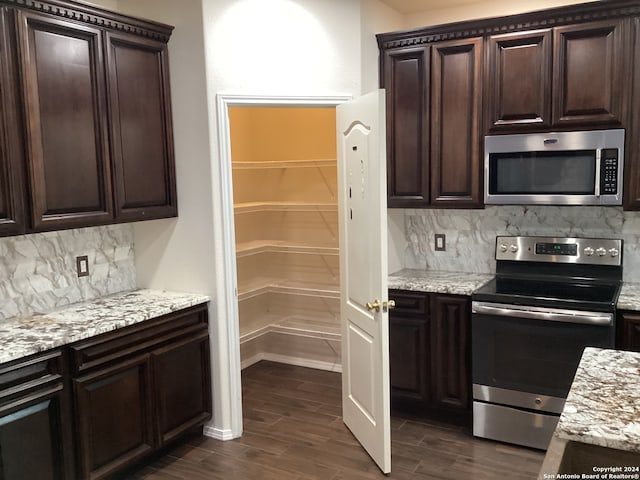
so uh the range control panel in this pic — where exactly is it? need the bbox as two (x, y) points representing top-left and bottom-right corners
(496, 236), (622, 266)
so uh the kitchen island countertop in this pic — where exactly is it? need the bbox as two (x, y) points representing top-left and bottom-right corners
(0, 289), (210, 365)
(538, 348), (640, 478)
(389, 268), (493, 296)
(556, 347), (640, 453)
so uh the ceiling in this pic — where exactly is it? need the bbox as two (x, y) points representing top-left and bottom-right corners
(378, 0), (481, 14)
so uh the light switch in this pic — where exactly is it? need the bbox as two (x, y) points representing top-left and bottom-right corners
(435, 234), (446, 252)
(76, 255), (89, 277)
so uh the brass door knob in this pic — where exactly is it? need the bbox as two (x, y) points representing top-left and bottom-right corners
(366, 299), (381, 312)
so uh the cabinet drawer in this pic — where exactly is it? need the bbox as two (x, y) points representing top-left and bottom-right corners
(69, 305), (208, 374)
(0, 350), (63, 402)
(389, 290), (429, 316)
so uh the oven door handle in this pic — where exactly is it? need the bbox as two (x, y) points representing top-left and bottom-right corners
(471, 301), (613, 326)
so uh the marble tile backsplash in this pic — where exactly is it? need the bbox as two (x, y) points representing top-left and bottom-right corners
(403, 206), (640, 282)
(0, 225), (136, 320)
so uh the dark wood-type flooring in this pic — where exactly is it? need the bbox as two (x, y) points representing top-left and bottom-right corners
(124, 361), (544, 479)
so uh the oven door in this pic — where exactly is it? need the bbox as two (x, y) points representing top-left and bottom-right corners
(471, 301), (615, 399)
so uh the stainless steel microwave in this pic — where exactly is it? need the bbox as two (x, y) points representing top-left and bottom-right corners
(485, 129), (625, 206)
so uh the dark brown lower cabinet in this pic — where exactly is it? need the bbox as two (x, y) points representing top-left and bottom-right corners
(0, 351), (74, 480)
(389, 291), (431, 406)
(70, 305), (212, 480)
(0, 306), (211, 480)
(74, 356), (155, 479)
(389, 289), (471, 420)
(617, 311), (640, 352)
(152, 331), (212, 446)
(431, 295), (470, 411)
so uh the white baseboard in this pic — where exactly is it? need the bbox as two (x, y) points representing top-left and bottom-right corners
(203, 425), (238, 441)
(241, 351), (265, 369)
(240, 328), (341, 373)
(261, 352), (342, 372)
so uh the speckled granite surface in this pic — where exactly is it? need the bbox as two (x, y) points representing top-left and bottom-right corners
(557, 347), (640, 453)
(0, 289), (210, 365)
(617, 282), (640, 311)
(388, 268), (493, 296)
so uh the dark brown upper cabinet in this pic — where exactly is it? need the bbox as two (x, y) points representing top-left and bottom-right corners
(381, 38), (483, 208)
(106, 32), (177, 222)
(17, 11), (113, 231)
(383, 46), (430, 207)
(431, 38), (483, 207)
(379, 0), (636, 209)
(625, 17), (640, 210)
(487, 20), (626, 132)
(0, 8), (27, 236)
(553, 19), (626, 127)
(485, 29), (552, 131)
(0, 0), (176, 237)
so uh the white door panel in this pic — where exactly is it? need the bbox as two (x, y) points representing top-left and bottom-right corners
(337, 90), (390, 474)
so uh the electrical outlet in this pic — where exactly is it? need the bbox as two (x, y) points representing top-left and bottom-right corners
(76, 255), (89, 277)
(435, 234), (446, 251)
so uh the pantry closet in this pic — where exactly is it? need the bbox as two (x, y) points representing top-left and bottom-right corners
(229, 106), (341, 370)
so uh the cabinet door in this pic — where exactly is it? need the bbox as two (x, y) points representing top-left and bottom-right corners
(553, 19), (626, 126)
(382, 46), (430, 208)
(152, 331), (212, 446)
(430, 294), (470, 411)
(0, 385), (68, 480)
(624, 17), (640, 210)
(74, 355), (154, 480)
(17, 11), (113, 231)
(431, 38), (483, 207)
(486, 30), (552, 131)
(0, 8), (27, 236)
(389, 291), (430, 407)
(389, 314), (430, 406)
(617, 311), (640, 352)
(106, 32), (177, 222)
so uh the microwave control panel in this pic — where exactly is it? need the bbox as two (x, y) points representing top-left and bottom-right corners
(600, 148), (619, 194)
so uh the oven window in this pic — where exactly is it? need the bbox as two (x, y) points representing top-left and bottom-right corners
(489, 150), (596, 195)
(472, 313), (614, 398)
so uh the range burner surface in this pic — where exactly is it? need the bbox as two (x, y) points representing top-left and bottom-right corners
(473, 276), (621, 311)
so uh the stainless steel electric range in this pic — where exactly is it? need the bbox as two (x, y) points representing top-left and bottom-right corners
(471, 236), (622, 450)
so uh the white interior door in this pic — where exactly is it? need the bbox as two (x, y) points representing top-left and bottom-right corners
(337, 90), (391, 474)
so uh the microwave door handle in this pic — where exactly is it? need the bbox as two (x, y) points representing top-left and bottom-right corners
(594, 149), (601, 198)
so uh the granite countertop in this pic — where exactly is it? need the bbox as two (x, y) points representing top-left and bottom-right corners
(0, 289), (210, 365)
(388, 268), (493, 296)
(617, 282), (640, 311)
(556, 347), (640, 453)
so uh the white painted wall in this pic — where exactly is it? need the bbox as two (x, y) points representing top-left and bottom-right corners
(360, 0), (403, 95)
(202, 0), (362, 97)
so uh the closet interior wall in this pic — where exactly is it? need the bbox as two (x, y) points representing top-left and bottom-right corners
(229, 107), (341, 371)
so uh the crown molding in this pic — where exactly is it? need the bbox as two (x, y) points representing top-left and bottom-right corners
(2, 0), (173, 42)
(377, 0), (640, 49)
